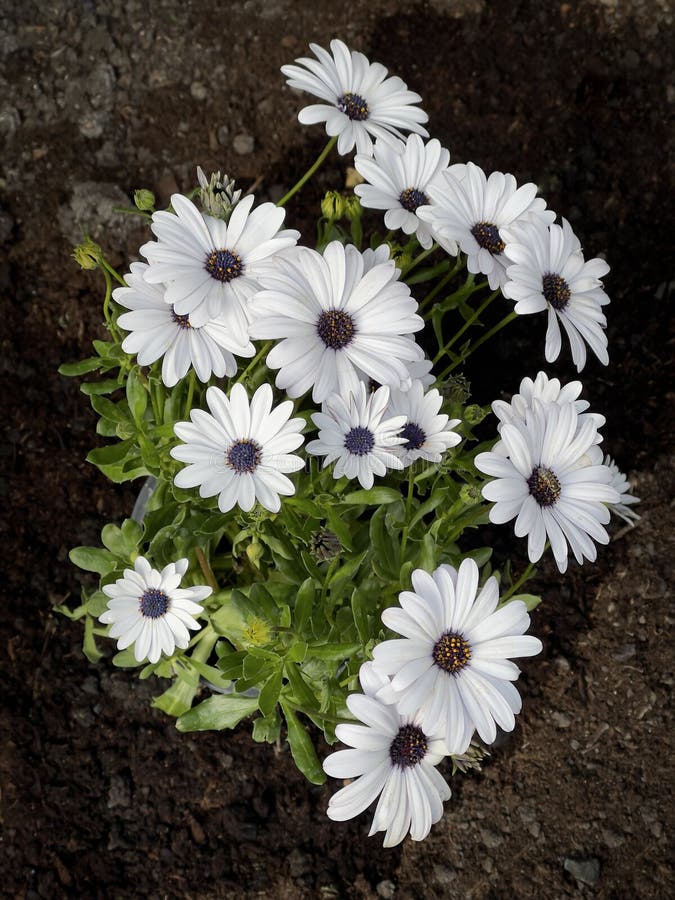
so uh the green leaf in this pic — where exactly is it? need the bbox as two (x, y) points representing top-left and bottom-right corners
(90, 394), (130, 424)
(126, 367), (148, 426)
(284, 663), (318, 710)
(86, 438), (134, 467)
(85, 590), (110, 617)
(329, 550), (368, 588)
(506, 593), (542, 612)
(80, 378), (121, 396)
(59, 357), (103, 376)
(351, 588), (370, 643)
(258, 668), (283, 717)
(370, 506), (398, 579)
(188, 658), (233, 692)
(176, 694), (259, 732)
(153, 668), (199, 717)
(308, 642), (361, 661)
(83, 614), (103, 663)
(215, 649), (247, 680)
(69, 546), (116, 575)
(293, 577), (316, 633)
(112, 647), (142, 668)
(252, 712), (281, 744)
(341, 487), (402, 505)
(280, 702), (326, 785)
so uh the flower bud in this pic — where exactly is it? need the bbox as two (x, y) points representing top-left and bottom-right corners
(72, 237), (102, 270)
(197, 166), (242, 220)
(310, 529), (342, 562)
(133, 189), (155, 211)
(464, 404), (488, 425)
(321, 190), (346, 221)
(459, 483), (482, 506)
(343, 195), (362, 222)
(440, 374), (471, 405)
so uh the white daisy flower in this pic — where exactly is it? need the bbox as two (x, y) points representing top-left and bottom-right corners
(475, 400), (620, 572)
(372, 559), (542, 754)
(306, 383), (405, 489)
(249, 241), (424, 404)
(323, 661), (451, 847)
(140, 193), (299, 331)
(99, 557), (211, 664)
(604, 455), (641, 525)
(387, 380), (461, 466)
(354, 135), (450, 248)
(114, 262), (255, 387)
(282, 40), (429, 157)
(417, 161), (555, 289)
(170, 383), (305, 513)
(491, 370), (605, 455)
(503, 218), (610, 371)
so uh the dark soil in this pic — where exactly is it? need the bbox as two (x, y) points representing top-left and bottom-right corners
(1, 1), (673, 897)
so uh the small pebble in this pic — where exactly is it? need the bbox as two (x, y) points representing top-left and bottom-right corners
(233, 132), (255, 155)
(376, 880), (396, 899)
(190, 81), (208, 101)
(564, 857), (601, 886)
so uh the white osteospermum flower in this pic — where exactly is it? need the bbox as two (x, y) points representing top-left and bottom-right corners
(503, 218), (610, 371)
(281, 39), (428, 157)
(114, 262), (255, 387)
(491, 370), (605, 455)
(140, 193), (299, 331)
(249, 241), (424, 404)
(372, 560), (542, 754)
(307, 383), (405, 489)
(171, 383), (305, 514)
(417, 161), (555, 289)
(354, 135), (450, 248)
(100, 557), (211, 664)
(387, 380), (461, 466)
(605, 455), (641, 525)
(323, 662), (451, 847)
(475, 400), (620, 572)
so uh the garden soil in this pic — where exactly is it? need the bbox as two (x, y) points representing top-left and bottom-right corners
(1, 1), (673, 897)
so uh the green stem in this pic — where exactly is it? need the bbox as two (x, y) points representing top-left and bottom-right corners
(501, 560), (537, 603)
(401, 242), (436, 277)
(419, 256), (464, 312)
(277, 136), (338, 207)
(433, 289), (500, 363)
(237, 341), (271, 386)
(184, 370), (196, 418)
(100, 258), (126, 287)
(438, 310), (517, 380)
(283, 700), (352, 726)
(195, 546), (219, 593)
(400, 476), (415, 562)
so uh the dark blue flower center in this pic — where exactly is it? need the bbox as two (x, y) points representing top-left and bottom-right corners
(433, 631), (472, 674)
(337, 92), (369, 121)
(399, 188), (428, 213)
(227, 438), (261, 473)
(471, 221), (505, 255)
(401, 421), (426, 450)
(139, 588), (170, 619)
(389, 724), (428, 768)
(316, 309), (356, 350)
(527, 465), (561, 507)
(171, 308), (192, 329)
(344, 426), (375, 456)
(205, 248), (244, 282)
(542, 272), (571, 311)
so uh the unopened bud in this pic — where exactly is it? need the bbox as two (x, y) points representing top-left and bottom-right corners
(197, 166), (242, 220)
(440, 374), (471, 405)
(245, 539), (264, 569)
(72, 237), (102, 270)
(310, 529), (342, 562)
(134, 188), (155, 211)
(321, 190), (346, 221)
(459, 483), (482, 506)
(465, 404), (488, 425)
(343, 195), (362, 222)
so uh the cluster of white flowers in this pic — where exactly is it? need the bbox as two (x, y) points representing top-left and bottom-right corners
(324, 559), (542, 845)
(94, 37), (642, 848)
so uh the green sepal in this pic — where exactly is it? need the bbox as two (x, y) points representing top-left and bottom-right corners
(176, 694), (259, 732)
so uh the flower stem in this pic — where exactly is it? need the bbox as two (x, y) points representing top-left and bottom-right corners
(195, 547), (219, 593)
(438, 310), (517, 380)
(100, 257), (126, 287)
(419, 256), (464, 312)
(184, 370), (196, 419)
(400, 476), (415, 561)
(277, 136), (338, 207)
(237, 341), (271, 386)
(500, 560), (537, 603)
(433, 288), (500, 363)
(401, 242), (436, 277)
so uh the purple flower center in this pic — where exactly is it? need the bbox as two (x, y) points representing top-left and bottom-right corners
(471, 221), (505, 255)
(316, 309), (356, 350)
(433, 631), (472, 674)
(227, 439), (261, 473)
(205, 248), (244, 282)
(139, 588), (170, 619)
(389, 723), (428, 768)
(171, 308), (192, 329)
(527, 465), (561, 507)
(344, 426), (375, 456)
(401, 421), (426, 450)
(542, 272), (571, 311)
(337, 92), (369, 121)
(399, 187), (428, 213)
